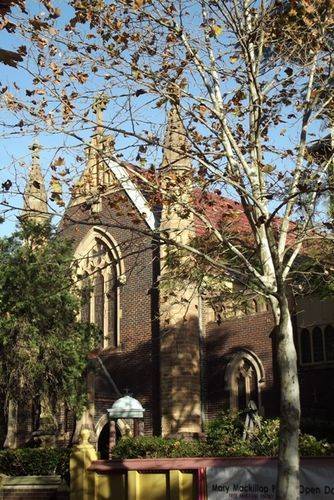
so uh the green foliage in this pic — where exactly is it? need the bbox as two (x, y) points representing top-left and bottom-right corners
(206, 412), (331, 457)
(0, 221), (99, 415)
(301, 418), (334, 443)
(112, 412), (332, 459)
(111, 436), (210, 459)
(0, 448), (70, 482)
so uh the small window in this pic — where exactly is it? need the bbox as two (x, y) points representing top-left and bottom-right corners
(94, 270), (104, 338)
(107, 267), (118, 347)
(312, 327), (324, 363)
(325, 325), (334, 361)
(300, 328), (312, 364)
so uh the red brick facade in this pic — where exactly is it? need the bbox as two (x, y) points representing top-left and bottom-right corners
(204, 311), (278, 420)
(59, 193), (161, 438)
(56, 190), (334, 445)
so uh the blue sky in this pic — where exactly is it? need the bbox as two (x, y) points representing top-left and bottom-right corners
(0, 1), (329, 238)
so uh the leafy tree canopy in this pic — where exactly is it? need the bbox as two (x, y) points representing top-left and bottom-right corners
(0, 221), (98, 415)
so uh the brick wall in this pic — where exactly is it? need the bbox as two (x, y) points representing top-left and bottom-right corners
(60, 192), (160, 436)
(298, 366), (334, 420)
(204, 310), (278, 420)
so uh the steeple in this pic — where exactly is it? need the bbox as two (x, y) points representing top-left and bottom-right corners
(92, 93), (109, 136)
(161, 100), (192, 173)
(22, 141), (50, 223)
(160, 96), (194, 245)
(71, 94), (114, 204)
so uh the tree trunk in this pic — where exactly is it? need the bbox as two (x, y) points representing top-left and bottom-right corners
(275, 294), (300, 500)
(3, 400), (18, 449)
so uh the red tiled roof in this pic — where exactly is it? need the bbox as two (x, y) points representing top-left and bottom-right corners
(193, 188), (298, 248)
(124, 166), (297, 246)
(193, 189), (251, 237)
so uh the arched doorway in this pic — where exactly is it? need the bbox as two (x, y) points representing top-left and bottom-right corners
(97, 422), (121, 459)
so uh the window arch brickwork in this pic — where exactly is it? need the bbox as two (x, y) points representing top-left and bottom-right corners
(299, 325), (334, 365)
(75, 228), (124, 348)
(225, 350), (265, 412)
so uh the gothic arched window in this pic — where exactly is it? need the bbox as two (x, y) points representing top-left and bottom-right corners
(79, 235), (121, 348)
(312, 326), (324, 363)
(300, 328), (312, 364)
(325, 325), (334, 362)
(81, 272), (91, 324)
(299, 325), (334, 365)
(225, 350), (265, 412)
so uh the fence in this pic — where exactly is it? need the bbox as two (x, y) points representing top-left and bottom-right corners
(70, 430), (334, 500)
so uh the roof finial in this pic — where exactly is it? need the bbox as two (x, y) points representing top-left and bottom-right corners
(30, 139), (41, 164)
(92, 93), (109, 134)
(22, 140), (50, 224)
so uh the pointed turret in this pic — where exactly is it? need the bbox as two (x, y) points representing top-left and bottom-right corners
(160, 97), (194, 246)
(161, 101), (192, 174)
(159, 96), (201, 440)
(71, 94), (114, 205)
(22, 141), (50, 223)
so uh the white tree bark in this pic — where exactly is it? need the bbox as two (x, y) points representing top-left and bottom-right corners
(274, 294), (300, 500)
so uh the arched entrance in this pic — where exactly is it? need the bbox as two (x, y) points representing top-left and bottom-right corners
(97, 422), (121, 459)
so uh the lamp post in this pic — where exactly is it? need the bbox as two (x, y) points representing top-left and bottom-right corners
(107, 395), (145, 459)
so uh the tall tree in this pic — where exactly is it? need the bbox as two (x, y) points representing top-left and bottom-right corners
(1, 1), (334, 497)
(0, 221), (98, 444)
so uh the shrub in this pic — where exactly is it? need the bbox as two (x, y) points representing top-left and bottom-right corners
(301, 418), (334, 444)
(0, 448), (70, 482)
(207, 412), (332, 457)
(111, 436), (210, 459)
(299, 434), (331, 457)
(112, 412), (333, 459)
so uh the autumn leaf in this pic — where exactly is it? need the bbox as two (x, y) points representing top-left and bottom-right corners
(0, 48), (24, 67)
(132, 69), (142, 80)
(75, 72), (89, 84)
(133, 0), (145, 9)
(50, 177), (63, 205)
(2, 179), (12, 191)
(211, 24), (223, 37)
(135, 88), (147, 97)
(53, 157), (65, 167)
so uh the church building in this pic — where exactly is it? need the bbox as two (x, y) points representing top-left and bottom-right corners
(17, 99), (334, 454)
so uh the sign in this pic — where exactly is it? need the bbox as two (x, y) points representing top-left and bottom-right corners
(207, 463), (334, 499)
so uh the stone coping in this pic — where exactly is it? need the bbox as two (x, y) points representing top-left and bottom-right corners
(88, 456), (334, 473)
(0, 475), (68, 490)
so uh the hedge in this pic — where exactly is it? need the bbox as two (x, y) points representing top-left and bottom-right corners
(111, 412), (333, 459)
(0, 448), (70, 482)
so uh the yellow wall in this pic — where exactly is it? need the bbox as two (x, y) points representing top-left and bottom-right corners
(70, 430), (197, 500)
(92, 470), (196, 500)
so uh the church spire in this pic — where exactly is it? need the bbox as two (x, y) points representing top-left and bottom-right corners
(71, 94), (114, 205)
(161, 87), (191, 173)
(160, 90), (194, 246)
(22, 141), (50, 223)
